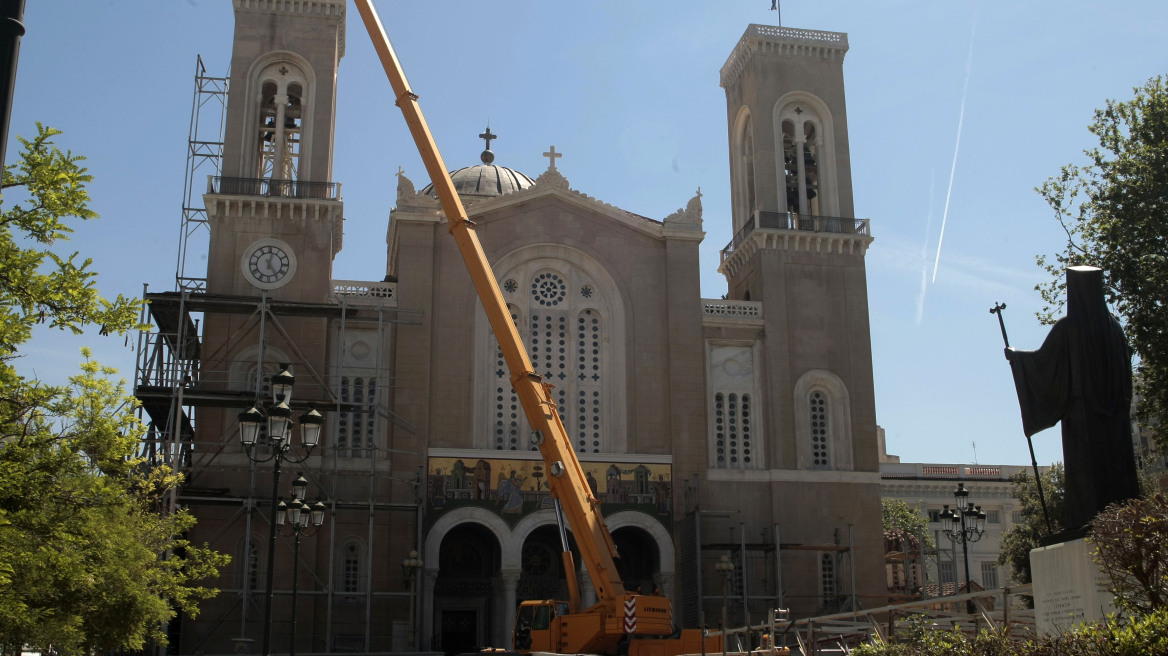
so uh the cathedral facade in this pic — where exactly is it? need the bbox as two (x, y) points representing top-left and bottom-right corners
(141, 2), (885, 653)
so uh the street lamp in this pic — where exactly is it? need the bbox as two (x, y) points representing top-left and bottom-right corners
(715, 554), (735, 656)
(276, 486), (326, 656)
(402, 550), (424, 651)
(939, 483), (986, 613)
(239, 365), (325, 656)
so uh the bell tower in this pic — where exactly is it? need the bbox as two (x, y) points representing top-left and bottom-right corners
(204, 0), (345, 302)
(717, 23), (877, 470)
(713, 24), (884, 607)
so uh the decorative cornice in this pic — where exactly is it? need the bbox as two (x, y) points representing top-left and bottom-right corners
(204, 193), (344, 257)
(233, 0), (346, 59)
(720, 24), (848, 91)
(717, 228), (872, 279)
(707, 468), (880, 485)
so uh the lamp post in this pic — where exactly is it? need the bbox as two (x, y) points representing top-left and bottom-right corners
(277, 490), (326, 656)
(239, 365), (325, 656)
(715, 554), (735, 656)
(939, 483), (986, 613)
(402, 550), (424, 651)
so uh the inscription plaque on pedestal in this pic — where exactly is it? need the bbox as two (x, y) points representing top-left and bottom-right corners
(1030, 537), (1115, 635)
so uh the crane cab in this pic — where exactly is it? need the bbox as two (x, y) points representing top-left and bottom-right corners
(513, 600), (570, 653)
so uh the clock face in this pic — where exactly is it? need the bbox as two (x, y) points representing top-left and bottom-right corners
(242, 238), (297, 289)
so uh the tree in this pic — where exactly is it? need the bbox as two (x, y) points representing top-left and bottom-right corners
(0, 125), (227, 653)
(1034, 76), (1168, 446)
(1090, 494), (1168, 616)
(882, 498), (935, 550)
(997, 463), (1065, 585)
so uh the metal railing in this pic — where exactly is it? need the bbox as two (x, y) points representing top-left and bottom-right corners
(723, 211), (871, 259)
(208, 176), (340, 200)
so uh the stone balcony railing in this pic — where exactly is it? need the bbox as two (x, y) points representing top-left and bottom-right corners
(330, 280), (396, 305)
(208, 175), (341, 200)
(881, 463), (1033, 481)
(701, 299), (763, 325)
(721, 211), (871, 263)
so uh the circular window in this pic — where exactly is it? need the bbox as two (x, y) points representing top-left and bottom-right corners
(531, 272), (567, 306)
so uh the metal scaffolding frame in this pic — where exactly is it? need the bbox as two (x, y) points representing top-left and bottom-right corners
(133, 56), (427, 653)
(178, 55), (227, 293)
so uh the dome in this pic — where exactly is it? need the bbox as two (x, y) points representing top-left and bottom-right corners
(422, 147), (535, 199)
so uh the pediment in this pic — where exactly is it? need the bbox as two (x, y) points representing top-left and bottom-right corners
(465, 183), (667, 240)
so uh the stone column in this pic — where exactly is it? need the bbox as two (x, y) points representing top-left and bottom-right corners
(655, 572), (675, 600)
(422, 568), (438, 651)
(501, 569), (522, 649)
(272, 93), (288, 180)
(794, 132), (807, 216)
(579, 570), (597, 609)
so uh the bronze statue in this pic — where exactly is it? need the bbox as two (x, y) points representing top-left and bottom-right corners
(1005, 266), (1139, 531)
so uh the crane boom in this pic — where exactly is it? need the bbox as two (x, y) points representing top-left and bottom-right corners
(353, 0), (627, 605)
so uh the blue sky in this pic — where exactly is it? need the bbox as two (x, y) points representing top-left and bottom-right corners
(8, 1), (1166, 467)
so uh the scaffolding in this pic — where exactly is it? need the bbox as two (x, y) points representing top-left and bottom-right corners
(133, 56), (427, 653)
(134, 56), (225, 471)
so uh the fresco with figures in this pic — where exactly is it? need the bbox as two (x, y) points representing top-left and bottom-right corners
(426, 457), (672, 526)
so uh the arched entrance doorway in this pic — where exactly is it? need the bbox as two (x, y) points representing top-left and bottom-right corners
(613, 526), (661, 593)
(517, 524), (580, 603)
(434, 523), (501, 655)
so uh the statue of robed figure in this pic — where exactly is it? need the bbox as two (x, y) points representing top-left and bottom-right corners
(1005, 266), (1139, 532)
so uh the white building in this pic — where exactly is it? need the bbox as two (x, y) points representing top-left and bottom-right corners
(879, 434), (1042, 594)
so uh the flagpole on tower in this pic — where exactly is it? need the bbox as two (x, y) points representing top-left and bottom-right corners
(771, 0), (782, 27)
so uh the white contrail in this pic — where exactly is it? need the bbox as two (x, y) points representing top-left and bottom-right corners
(931, 16), (978, 284)
(915, 169), (937, 326)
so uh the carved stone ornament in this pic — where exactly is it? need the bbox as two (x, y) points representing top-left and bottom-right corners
(664, 188), (703, 225)
(535, 167), (570, 190)
(395, 171), (439, 209)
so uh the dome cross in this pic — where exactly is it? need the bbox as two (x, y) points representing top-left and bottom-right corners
(479, 126), (497, 150)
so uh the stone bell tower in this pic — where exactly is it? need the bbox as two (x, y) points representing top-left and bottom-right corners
(205, 0), (345, 302)
(713, 24), (885, 613)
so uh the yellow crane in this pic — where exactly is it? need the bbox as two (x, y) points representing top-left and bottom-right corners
(352, 3), (722, 655)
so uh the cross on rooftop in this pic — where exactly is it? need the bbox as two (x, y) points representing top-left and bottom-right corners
(543, 146), (562, 170)
(479, 127), (497, 150)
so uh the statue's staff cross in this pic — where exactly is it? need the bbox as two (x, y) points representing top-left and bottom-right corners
(992, 301), (1053, 534)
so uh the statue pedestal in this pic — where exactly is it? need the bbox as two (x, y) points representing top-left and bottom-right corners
(1030, 537), (1115, 635)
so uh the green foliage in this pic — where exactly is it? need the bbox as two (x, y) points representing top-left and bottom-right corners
(853, 609), (1168, 655)
(997, 464), (1065, 584)
(1090, 494), (1168, 615)
(0, 126), (226, 653)
(882, 498), (935, 549)
(1033, 76), (1168, 445)
(0, 123), (142, 356)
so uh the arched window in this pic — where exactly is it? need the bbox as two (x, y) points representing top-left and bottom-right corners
(712, 393), (754, 469)
(237, 536), (262, 592)
(774, 95), (838, 217)
(810, 390), (830, 469)
(492, 305), (524, 451)
(482, 261), (618, 454)
(339, 540), (364, 602)
(794, 370), (853, 471)
(337, 376), (377, 458)
(731, 108), (757, 232)
(820, 553), (837, 607)
(708, 344), (762, 470)
(251, 59), (310, 182)
(780, 118), (820, 216)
